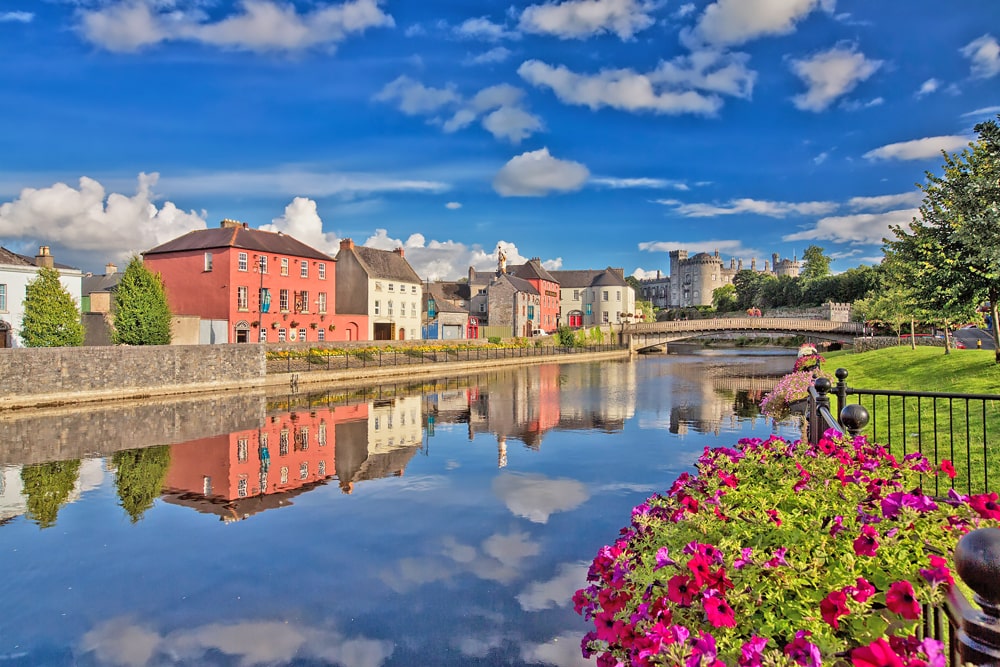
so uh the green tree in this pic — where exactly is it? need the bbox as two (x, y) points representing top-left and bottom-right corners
(20, 266), (84, 347)
(885, 119), (999, 356)
(800, 245), (832, 282)
(113, 257), (173, 345)
(712, 284), (737, 312)
(21, 459), (81, 528)
(732, 270), (769, 311)
(112, 446), (171, 523)
(635, 299), (655, 322)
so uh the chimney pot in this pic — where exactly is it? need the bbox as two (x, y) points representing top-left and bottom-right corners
(105, 262), (117, 275)
(340, 238), (354, 251)
(34, 246), (54, 269)
(394, 247), (404, 257)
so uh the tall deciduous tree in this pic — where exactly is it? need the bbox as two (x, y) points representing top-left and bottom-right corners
(20, 266), (84, 347)
(800, 245), (832, 282)
(113, 257), (172, 346)
(886, 116), (999, 359)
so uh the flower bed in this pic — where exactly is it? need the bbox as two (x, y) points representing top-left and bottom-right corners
(759, 350), (829, 421)
(574, 431), (1000, 666)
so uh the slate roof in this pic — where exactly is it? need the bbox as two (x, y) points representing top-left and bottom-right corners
(0, 246), (79, 270)
(424, 283), (467, 313)
(436, 281), (470, 303)
(511, 259), (558, 284)
(549, 268), (628, 289)
(144, 225), (334, 261)
(499, 274), (539, 295)
(347, 246), (422, 283)
(82, 272), (124, 294)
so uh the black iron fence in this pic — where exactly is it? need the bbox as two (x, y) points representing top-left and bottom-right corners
(807, 370), (1000, 666)
(266, 343), (626, 375)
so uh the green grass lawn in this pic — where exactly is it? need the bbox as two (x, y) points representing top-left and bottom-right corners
(820, 346), (999, 495)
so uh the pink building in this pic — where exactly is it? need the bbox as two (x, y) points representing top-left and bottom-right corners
(144, 219), (366, 343)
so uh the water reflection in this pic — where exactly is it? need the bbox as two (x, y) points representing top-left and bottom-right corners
(0, 354), (797, 666)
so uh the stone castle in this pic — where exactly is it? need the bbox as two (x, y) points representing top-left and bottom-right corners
(638, 250), (801, 309)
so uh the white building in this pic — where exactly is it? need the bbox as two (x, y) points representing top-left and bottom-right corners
(334, 239), (423, 341)
(0, 246), (83, 348)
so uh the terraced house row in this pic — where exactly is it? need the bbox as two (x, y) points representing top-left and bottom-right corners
(0, 219), (636, 346)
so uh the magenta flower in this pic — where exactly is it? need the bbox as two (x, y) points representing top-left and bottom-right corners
(703, 593), (736, 628)
(763, 547), (787, 568)
(784, 630), (822, 667)
(919, 554), (954, 586)
(733, 547), (754, 570)
(885, 580), (921, 620)
(739, 636), (769, 667)
(852, 638), (904, 667)
(820, 589), (850, 629)
(939, 459), (956, 479)
(766, 508), (782, 526)
(969, 492), (1000, 519)
(667, 574), (697, 607)
(654, 546), (675, 570)
(829, 515), (845, 537)
(853, 525), (880, 556)
(849, 577), (876, 603)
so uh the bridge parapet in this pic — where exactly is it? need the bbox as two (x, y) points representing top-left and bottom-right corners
(626, 317), (863, 335)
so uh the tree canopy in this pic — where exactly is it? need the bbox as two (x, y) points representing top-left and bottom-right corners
(113, 257), (173, 346)
(21, 460), (81, 528)
(112, 446), (171, 523)
(20, 266), (84, 347)
(884, 116), (1000, 359)
(800, 245), (832, 281)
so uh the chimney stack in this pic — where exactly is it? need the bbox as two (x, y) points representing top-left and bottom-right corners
(220, 218), (243, 229)
(394, 247), (405, 257)
(105, 262), (117, 275)
(35, 246), (54, 269)
(339, 238), (355, 252)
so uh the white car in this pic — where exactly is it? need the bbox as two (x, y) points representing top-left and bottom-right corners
(531, 329), (549, 337)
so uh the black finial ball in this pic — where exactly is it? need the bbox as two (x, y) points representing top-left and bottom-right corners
(954, 528), (1000, 612)
(814, 377), (832, 393)
(840, 404), (870, 433)
(835, 368), (848, 381)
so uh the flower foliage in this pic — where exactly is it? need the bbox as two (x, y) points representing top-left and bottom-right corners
(759, 365), (831, 421)
(574, 431), (999, 667)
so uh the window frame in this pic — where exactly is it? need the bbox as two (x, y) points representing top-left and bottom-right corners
(238, 252), (248, 272)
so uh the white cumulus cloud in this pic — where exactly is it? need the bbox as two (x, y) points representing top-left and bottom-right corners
(259, 197), (341, 254)
(518, 60), (725, 115)
(637, 239), (757, 256)
(847, 191), (923, 211)
(863, 135), (970, 161)
(916, 78), (940, 97)
(961, 34), (1000, 79)
(0, 11), (34, 23)
(0, 173), (206, 261)
(654, 197), (836, 217)
(790, 45), (882, 112)
(783, 208), (918, 245)
(376, 77), (543, 144)
(453, 16), (519, 42)
(519, 0), (655, 40)
(493, 148), (589, 197)
(79, 0), (394, 53)
(445, 202), (462, 209)
(688, 0), (833, 47)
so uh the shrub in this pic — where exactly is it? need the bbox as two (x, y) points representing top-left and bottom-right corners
(488, 336), (502, 345)
(575, 431), (999, 667)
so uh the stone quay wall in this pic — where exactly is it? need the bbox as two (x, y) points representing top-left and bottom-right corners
(0, 344), (266, 410)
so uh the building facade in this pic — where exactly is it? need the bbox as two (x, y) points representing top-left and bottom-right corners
(0, 246), (83, 348)
(144, 219), (362, 344)
(550, 267), (636, 328)
(334, 238), (422, 341)
(511, 258), (560, 333)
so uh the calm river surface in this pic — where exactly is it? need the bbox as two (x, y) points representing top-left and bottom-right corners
(0, 350), (798, 667)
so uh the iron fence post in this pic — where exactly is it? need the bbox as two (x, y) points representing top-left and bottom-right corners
(953, 527), (1000, 666)
(835, 367), (849, 419)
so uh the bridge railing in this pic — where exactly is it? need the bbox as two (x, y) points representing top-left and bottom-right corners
(806, 370), (1000, 667)
(626, 317), (864, 333)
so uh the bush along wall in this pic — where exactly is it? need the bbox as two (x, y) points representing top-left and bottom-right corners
(574, 431), (1000, 667)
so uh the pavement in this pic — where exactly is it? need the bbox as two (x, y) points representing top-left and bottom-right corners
(953, 328), (996, 350)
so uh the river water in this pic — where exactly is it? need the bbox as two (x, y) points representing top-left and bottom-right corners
(0, 350), (797, 667)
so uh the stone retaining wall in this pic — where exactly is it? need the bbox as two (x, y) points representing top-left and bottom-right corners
(852, 336), (947, 353)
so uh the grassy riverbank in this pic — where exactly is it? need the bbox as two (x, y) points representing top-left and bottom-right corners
(822, 345), (998, 494)
(825, 345), (1000, 394)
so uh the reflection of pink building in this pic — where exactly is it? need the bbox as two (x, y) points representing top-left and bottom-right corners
(163, 403), (368, 521)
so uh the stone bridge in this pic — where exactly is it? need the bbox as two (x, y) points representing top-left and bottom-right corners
(624, 317), (863, 351)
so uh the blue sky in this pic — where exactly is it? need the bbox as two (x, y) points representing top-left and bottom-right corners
(0, 0), (998, 281)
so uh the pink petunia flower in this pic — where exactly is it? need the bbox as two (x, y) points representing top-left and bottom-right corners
(969, 492), (1000, 520)
(784, 630), (822, 667)
(885, 580), (921, 620)
(919, 554), (954, 587)
(830, 515), (845, 537)
(939, 460), (956, 479)
(854, 525), (880, 556)
(654, 547), (675, 570)
(849, 577), (876, 603)
(704, 593), (737, 627)
(739, 636), (769, 667)
(852, 638), (904, 667)
(667, 574), (697, 607)
(820, 589), (850, 629)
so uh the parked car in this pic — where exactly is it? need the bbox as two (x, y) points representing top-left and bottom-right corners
(531, 329), (549, 337)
